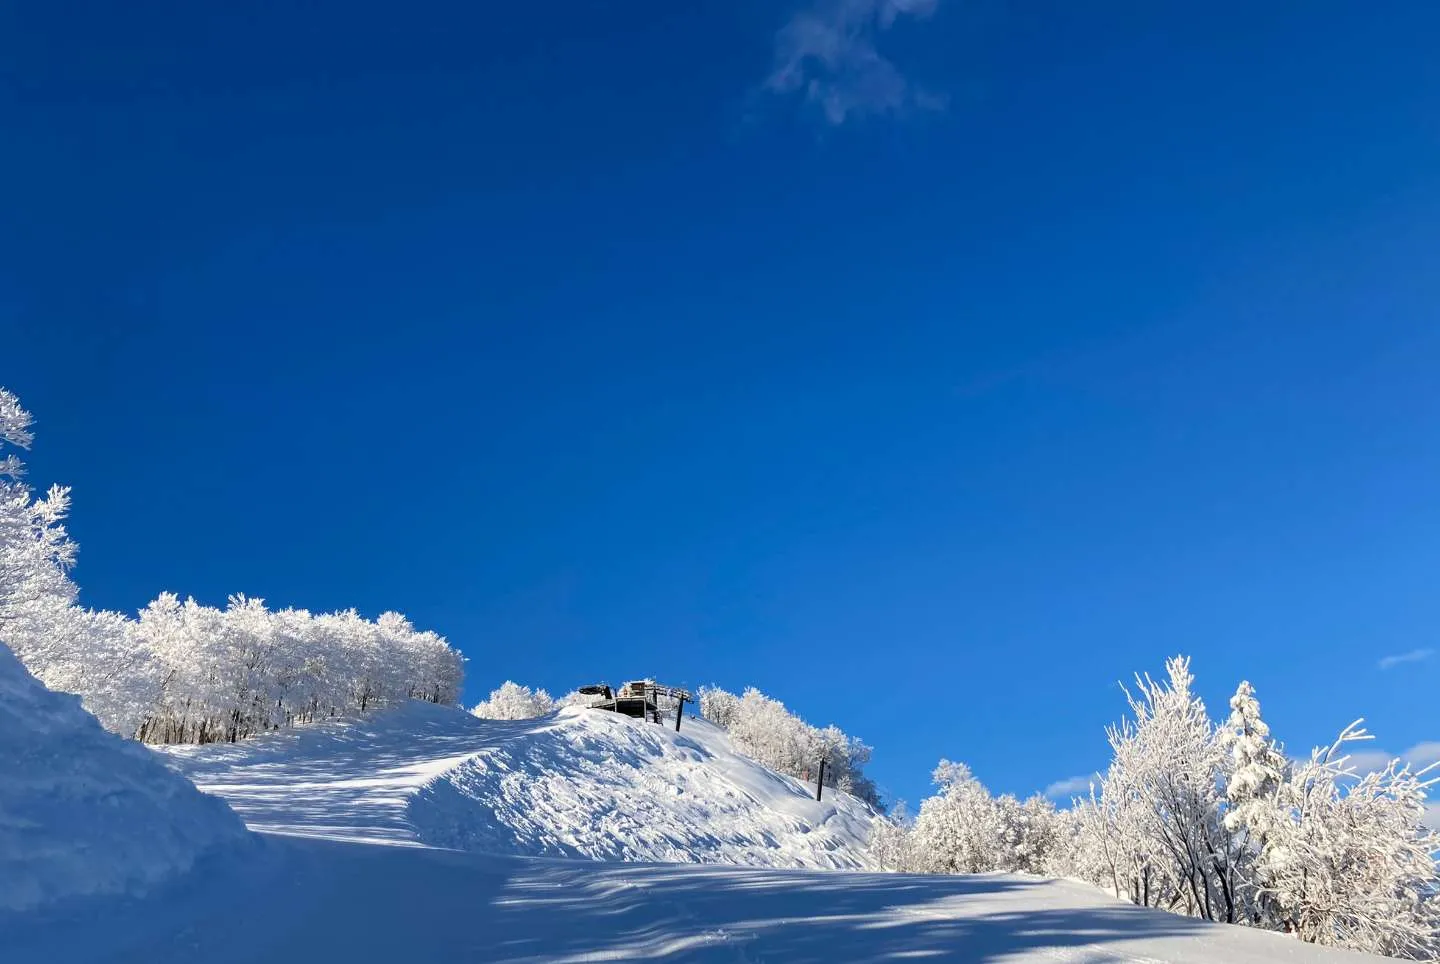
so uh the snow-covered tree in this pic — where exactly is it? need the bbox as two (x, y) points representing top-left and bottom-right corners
(1256, 723), (1440, 958)
(1218, 681), (1289, 840)
(1215, 680), (1288, 923)
(866, 802), (916, 872)
(910, 761), (1002, 874)
(993, 793), (1063, 876)
(0, 387), (161, 734)
(697, 685), (741, 729)
(0, 386), (465, 743)
(0, 388), (79, 658)
(1097, 657), (1244, 922)
(1045, 658), (1440, 957)
(698, 684), (881, 808)
(472, 680), (555, 720)
(133, 594), (464, 744)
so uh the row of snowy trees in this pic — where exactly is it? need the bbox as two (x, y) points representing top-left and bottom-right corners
(699, 685), (882, 808)
(0, 386), (464, 743)
(870, 657), (1440, 960)
(129, 594), (464, 744)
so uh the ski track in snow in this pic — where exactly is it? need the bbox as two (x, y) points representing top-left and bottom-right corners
(5, 700), (1403, 963)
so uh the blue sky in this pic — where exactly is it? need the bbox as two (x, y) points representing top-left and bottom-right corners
(3, 1), (1438, 808)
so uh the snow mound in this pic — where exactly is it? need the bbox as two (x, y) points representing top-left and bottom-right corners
(0, 642), (249, 913)
(163, 701), (878, 869)
(410, 707), (879, 868)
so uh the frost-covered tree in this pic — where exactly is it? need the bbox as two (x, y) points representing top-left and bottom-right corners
(1046, 658), (1440, 957)
(874, 763), (1060, 877)
(994, 793), (1063, 876)
(697, 685), (741, 729)
(471, 680), (555, 720)
(698, 684), (881, 808)
(0, 388), (159, 734)
(1098, 657), (1244, 922)
(1256, 723), (1440, 958)
(21, 607), (162, 738)
(910, 761), (1002, 874)
(866, 802), (916, 872)
(0, 388), (79, 655)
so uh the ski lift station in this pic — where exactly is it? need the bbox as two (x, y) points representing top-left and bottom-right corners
(577, 680), (692, 730)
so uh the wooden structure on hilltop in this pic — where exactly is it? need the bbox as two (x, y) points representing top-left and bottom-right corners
(577, 680), (692, 731)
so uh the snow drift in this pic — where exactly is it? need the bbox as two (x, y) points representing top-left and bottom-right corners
(0, 642), (249, 913)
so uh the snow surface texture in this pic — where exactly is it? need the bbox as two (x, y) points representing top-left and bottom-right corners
(164, 702), (878, 868)
(0, 642), (248, 913)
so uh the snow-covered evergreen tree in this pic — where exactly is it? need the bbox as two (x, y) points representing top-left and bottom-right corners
(1218, 681), (1289, 839)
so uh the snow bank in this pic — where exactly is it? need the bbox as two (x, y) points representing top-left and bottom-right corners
(410, 707), (879, 868)
(0, 642), (249, 913)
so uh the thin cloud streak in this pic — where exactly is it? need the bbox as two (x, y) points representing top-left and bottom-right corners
(766, 0), (941, 124)
(1377, 648), (1434, 670)
(1043, 774), (1098, 800)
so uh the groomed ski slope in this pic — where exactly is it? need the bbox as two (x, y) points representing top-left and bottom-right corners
(4, 695), (1403, 963)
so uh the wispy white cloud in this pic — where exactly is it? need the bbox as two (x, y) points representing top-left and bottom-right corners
(1337, 748), (1396, 773)
(1043, 773), (1099, 800)
(1377, 648), (1434, 670)
(1402, 742), (1440, 769)
(766, 0), (941, 124)
(1424, 803), (1440, 831)
(1316, 741), (1440, 775)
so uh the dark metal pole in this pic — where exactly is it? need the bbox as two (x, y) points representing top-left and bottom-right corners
(815, 758), (826, 801)
(674, 695), (685, 732)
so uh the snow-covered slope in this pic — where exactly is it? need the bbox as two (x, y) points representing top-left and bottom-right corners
(164, 702), (878, 869)
(0, 642), (248, 913)
(10, 834), (1402, 963)
(6, 692), (1406, 963)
